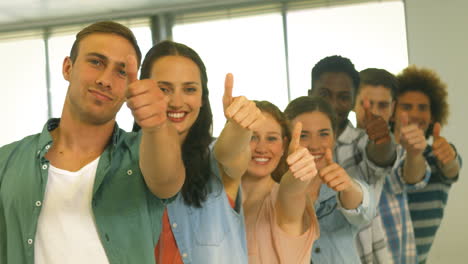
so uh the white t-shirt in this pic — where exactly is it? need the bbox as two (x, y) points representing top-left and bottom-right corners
(35, 157), (110, 264)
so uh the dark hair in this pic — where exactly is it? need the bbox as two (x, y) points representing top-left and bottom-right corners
(70, 21), (142, 67)
(133, 40), (213, 207)
(359, 68), (399, 100)
(254, 101), (291, 183)
(396, 65), (449, 138)
(284, 96), (338, 135)
(310, 55), (360, 96)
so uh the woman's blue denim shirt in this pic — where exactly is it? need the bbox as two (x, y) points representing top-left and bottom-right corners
(166, 151), (248, 264)
(311, 177), (373, 264)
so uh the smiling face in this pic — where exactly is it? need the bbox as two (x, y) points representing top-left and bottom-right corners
(62, 33), (136, 125)
(393, 90), (432, 134)
(245, 113), (285, 179)
(292, 111), (335, 170)
(150, 55), (203, 141)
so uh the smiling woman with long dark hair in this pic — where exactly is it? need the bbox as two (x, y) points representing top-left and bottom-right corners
(133, 40), (264, 264)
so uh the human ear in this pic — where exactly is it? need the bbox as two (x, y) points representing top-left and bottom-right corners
(62, 56), (73, 81)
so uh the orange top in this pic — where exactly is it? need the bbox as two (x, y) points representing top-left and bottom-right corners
(154, 195), (236, 264)
(245, 184), (319, 264)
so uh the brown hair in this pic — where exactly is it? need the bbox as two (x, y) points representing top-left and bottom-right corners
(254, 100), (291, 183)
(69, 21), (142, 67)
(359, 68), (399, 100)
(284, 96), (338, 135)
(396, 65), (449, 137)
(134, 40), (213, 208)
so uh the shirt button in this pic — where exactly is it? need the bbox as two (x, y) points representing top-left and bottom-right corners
(27, 239), (33, 245)
(42, 164), (48, 170)
(182, 253), (187, 258)
(45, 145), (50, 150)
(127, 170), (133, 175)
(315, 247), (321, 253)
(35, 201), (42, 207)
(172, 222), (177, 228)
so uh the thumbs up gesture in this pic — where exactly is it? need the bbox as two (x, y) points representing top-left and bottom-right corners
(432, 122), (456, 165)
(362, 98), (391, 144)
(318, 148), (352, 192)
(126, 55), (168, 132)
(399, 112), (427, 156)
(286, 122), (318, 182)
(222, 73), (264, 130)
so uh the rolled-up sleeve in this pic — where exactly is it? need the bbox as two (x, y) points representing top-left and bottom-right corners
(337, 179), (373, 228)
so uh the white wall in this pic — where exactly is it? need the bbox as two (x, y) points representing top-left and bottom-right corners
(405, 0), (468, 262)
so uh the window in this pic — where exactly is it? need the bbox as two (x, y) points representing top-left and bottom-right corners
(48, 33), (76, 119)
(0, 1), (408, 145)
(287, 1), (408, 125)
(174, 12), (288, 136)
(0, 34), (48, 146)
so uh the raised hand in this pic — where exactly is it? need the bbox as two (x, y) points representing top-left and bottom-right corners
(222, 73), (264, 131)
(222, 73), (234, 115)
(286, 122), (317, 182)
(126, 55), (168, 132)
(276, 122), (318, 236)
(363, 98), (391, 144)
(432, 122), (456, 165)
(399, 112), (427, 156)
(318, 148), (352, 192)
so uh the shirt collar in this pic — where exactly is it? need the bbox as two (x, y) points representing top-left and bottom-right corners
(337, 120), (362, 145)
(36, 118), (125, 158)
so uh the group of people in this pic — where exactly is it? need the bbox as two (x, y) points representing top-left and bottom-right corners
(0, 21), (462, 264)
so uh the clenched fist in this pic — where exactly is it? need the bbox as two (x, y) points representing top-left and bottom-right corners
(318, 148), (353, 192)
(286, 122), (318, 182)
(126, 56), (168, 132)
(432, 122), (456, 165)
(222, 73), (265, 131)
(362, 98), (391, 145)
(399, 112), (427, 157)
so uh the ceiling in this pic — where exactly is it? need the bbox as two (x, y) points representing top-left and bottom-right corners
(0, 0), (268, 32)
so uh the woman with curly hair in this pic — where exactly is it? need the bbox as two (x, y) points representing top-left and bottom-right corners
(395, 65), (462, 264)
